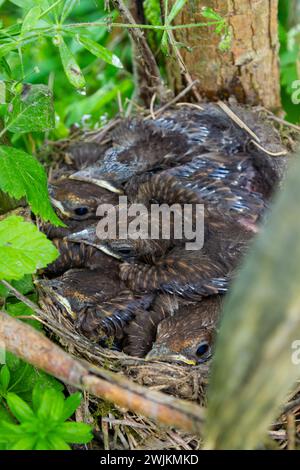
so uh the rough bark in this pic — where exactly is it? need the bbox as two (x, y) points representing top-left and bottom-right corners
(167, 0), (281, 110)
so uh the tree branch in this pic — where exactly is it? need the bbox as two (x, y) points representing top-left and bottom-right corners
(0, 310), (204, 434)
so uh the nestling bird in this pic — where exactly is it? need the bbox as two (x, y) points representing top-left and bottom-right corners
(48, 178), (119, 221)
(69, 118), (194, 192)
(41, 179), (119, 273)
(70, 104), (286, 197)
(91, 174), (254, 299)
(124, 295), (222, 364)
(37, 268), (154, 342)
(146, 296), (222, 365)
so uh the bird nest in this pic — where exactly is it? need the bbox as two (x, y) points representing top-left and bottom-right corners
(35, 100), (299, 450)
(38, 288), (209, 403)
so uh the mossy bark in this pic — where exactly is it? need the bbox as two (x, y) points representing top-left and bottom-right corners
(167, 0), (281, 110)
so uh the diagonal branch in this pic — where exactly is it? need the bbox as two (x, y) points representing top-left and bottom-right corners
(0, 310), (205, 434)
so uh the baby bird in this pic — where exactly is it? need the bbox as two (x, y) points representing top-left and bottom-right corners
(124, 295), (222, 364)
(69, 118), (193, 192)
(146, 296), (222, 365)
(99, 174), (253, 299)
(70, 105), (286, 197)
(37, 268), (154, 342)
(42, 179), (119, 273)
(48, 178), (119, 221)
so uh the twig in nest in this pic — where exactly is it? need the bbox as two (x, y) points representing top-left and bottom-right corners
(217, 101), (261, 142)
(217, 101), (288, 157)
(251, 140), (288, 156)
(176, 102), (204, 111)
(149, 93), (157, 120)
(111, 0), (168, 103)
(259, 109), (300, 133)
(145, 80), (199, 119)
(0, 306), (205, 434)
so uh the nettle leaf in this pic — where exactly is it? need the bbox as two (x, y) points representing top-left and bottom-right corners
(0, 215), (59, 280)
(21, 6), (41, 35)
(58, 37), (85, 90)
(77, 35), (123, 69)
(6, 301), (42, 330)
(5, 83), (55, 134)
(0, 145), (64, 225)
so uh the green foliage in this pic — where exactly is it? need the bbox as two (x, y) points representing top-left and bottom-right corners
(0, 215), (59, 280)
(278, 0), (300, 122)
(201, 6), (232, 52)
(4, 83), (55, 134)
(77, 35), (123, 69)
(0, 380), (92, 449)
(0, 146), (62, 224)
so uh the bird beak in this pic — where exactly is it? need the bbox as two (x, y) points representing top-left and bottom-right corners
(145, 347), (197, 366)
(50, 197), (71, 218)
(66, 226), (97, 243)
(70, 169), (123, 194)
(65, 228), (123, 260)
(34, 279), (77, 320)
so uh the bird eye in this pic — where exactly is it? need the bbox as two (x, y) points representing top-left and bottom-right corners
(195, 341), (210, 358)
(74, 207), (89, 216)
(118, 247), (132, 255)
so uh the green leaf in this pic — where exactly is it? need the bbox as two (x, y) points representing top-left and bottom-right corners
(0, 402), (15, 423)
(61, 392), (82, 421)
(31, 378), (64, 412)
(37, 388), (65, 422)
(0, 215), (59, 280)
(12, 275), (34, 295)
(166, 0), (187, 24)
(21, 6), (41, 35)
(0, 421), (23, 442)
(9, 0), (48, 10)
(6, 301), (42, 330)
(161, 0), (187, 55)
(60, 0), (79, 23)
(0, 58), (12, 78)
(34, 438), (51, 450)
(58, 37), (85, 89)
(0, 42), (19, 59)
(201, 6), (223, 21)
(77, 35), (123, 69)
(6, 392), (35, 422)
(0, 146), (63, 225)
(11, 436), (37, 450)
(46, 435), (71, 450)
(4, 83), (55, 134)
(0, 365), (11, 392)
(57, 422), (93, 444)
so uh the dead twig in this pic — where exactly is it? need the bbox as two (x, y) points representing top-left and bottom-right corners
(0, 310), (205, 434)
(217, 101), (288, 156)
(145, 80), (200, 119)
(111, 0), (168, 103)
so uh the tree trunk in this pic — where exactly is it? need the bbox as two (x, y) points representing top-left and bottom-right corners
(167, 0), (281, 110)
